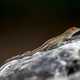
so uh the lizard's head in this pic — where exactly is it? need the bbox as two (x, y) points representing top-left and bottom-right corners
(63, 27), (80, 40)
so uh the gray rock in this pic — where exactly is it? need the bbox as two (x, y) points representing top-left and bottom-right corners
(0, 27), (80, 80)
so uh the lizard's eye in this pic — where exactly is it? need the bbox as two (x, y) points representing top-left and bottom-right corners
(72, 31), (80, 37)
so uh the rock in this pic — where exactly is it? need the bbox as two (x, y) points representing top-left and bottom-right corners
(0, 27), (80, 80)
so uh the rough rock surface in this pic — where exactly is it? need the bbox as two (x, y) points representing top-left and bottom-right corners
(0, 27), (80, 80)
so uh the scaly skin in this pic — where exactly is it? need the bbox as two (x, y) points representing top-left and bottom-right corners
(32, 27), (80, 53)
(6, 27), (80, 62)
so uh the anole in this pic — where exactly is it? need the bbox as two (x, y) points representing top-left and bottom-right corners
(32, 27), (80, 53)
(6, 27), (80, 62)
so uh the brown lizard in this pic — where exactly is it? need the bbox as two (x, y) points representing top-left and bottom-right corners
(31, 27), (80, 53)
(6, 27), (80, 62)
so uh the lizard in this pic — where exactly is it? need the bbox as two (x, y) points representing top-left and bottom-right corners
(31, 27), (80, 53)
(5, 27), (80, 62)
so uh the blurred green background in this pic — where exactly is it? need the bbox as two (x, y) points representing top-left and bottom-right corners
(0, 0), (80, 63)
